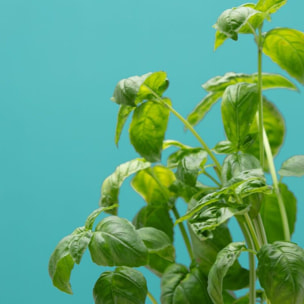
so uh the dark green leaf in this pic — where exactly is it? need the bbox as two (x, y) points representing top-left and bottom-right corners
(257, 241), (304, 304)
(263, 28), (304, 84)
(129, 100), (170, 162)
(243, 97), (285, 161)
(133, 204), (174, 242)
(202, 72), (297, 93)
(99, 159), (150, 215)
(279, 155), (304, 177)
(213, 141), (237, 154)
(115, 105), (134, 146)
(111, 73), (151, 106)
(221, 83), (259, 148)
(93, 267), (147, 304)
(187, 92), (223, 126)
(131, 165), (176, 206)
(208, 242), (247, 304)
(161, 264), (212, 304)
(89, 216), (148, 267)
(256, 0), (287, 14)
(260, 183), (297, 242)
(137, 227), (175, 276)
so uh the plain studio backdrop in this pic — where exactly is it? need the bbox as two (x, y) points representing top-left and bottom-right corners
(1, 0), (303, 303)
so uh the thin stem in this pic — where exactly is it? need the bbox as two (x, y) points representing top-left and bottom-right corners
(172, 206), (194, 261)
(256, 214), (268, 245)
(147, 291), (158, 304)
(202, 171), (221, 187)
(263, 128), (290, 240)
(244, 213), (261, 251)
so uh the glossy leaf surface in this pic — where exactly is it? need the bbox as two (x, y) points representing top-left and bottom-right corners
(89, 216), (148, 267)
(279, 155), (304, 177)
(129, 100), (170, 162)
(208, 242), (247, 304)
(93, 267), (147, 304)
(137, 227), (175, 276)
(100, 159), (150, 215)
(161, 264), (212, 304)
(221, 83), (259, 148)
(260, 183), (296, 242)
(115, 105), (134, 146)
(263, 28), (304, 84)
(257, 241), (304, 304)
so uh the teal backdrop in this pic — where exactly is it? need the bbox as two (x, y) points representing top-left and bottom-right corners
(1, 0), (304, 303)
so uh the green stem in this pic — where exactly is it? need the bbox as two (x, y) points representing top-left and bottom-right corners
(256, 214), (268, 245)
(263, 128), (290, 241)
(172, 206), (194, 261)
(147, 291), (158, 304)
(244, 213), (261, 251)
(203, 171), (221, 187)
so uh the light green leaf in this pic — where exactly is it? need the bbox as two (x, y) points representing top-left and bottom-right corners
(89, 216), (148, 267)
(93, 267), (147, 304)
(133, 204), (174, 242)
(257, 241), (304, 304)
(260, 183), (297, 242)
(187, 91), (223, 127)
(213, 141), (237, 154)
(279, 155), (304, 177)
(208, 242), (247, 304)
(85, 205), (119, 230)
(115, 105), (134, 146)
(202, 72), (297, 93)
(111, 73), (151, 106)
(137, 227), (175, 276)
(99, 159), (150, 215)
(263, 28), (304, 85)
(221, 83), (259, 148)
(256, 0), (287, 14)
(214, 31), (228, 51)
(129, 100), (170, 162)
(161, 264), (212, 304)
(131, 165), (176, 206)
(163, 139), (190, 150)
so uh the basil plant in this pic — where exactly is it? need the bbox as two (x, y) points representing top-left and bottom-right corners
(49, 0), (304, 303)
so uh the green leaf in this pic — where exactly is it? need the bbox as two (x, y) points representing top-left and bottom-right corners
(133, 204), (174, 242)
(202, 72), (297, 93)
(208, 242), (247, 304)
(136, 71), (169, 102)
(85, 206), (119, 230)
(137, 227), (175, 276)
(48, 228), (93, 294)
(279, 155), (304, 177)
(256, 0), (287, 14)
(243, 97), (285, 161)
(260, 183), (297, 243)
(263, 28), (304, 85)
(187, 91), (223, 126)
(131, 165), (176, 206)
(221, 83), (259, 148)
(213, 141), (237, 154)
(99, 159), (150, 215)
(163, 139), (190, 150)
(257, 241), (304, 304)
(129, 100), (170, 162)
(115, 105), (135, 146)
(214, 6), (264, 41)
(93, 267), (147, 304)
(161, 264), (212, 304)
(89, 216), (148, 267)
(214, 31), (228, 51)
(111, 73), (151, 106)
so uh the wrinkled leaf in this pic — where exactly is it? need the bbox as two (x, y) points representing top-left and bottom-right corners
(129, 100), (170, 162)
(133, 204), (174, 242)
(260, 183), (297, 242)
(208, 242), (247, 304)
(137, 227), (175, 276)
(263, 28), (304, 85)
(93, 267), (147, 304)
(161, 264), (212, 304)
(279, 155), (304, 177)
(213, 141), (236, 154)
(115, 105), (134, 146)
(100, 159), (150, 215)
(256, 0), (287, 15)
(187, 91), (223, 126)
(131, 165), (176, 206)
(221, 83), (259, 148)
(257, 241), (304, 304)
(89, 216), (148, 267)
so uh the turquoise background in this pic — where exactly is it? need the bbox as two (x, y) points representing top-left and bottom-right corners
(1, 0), (304, 303)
